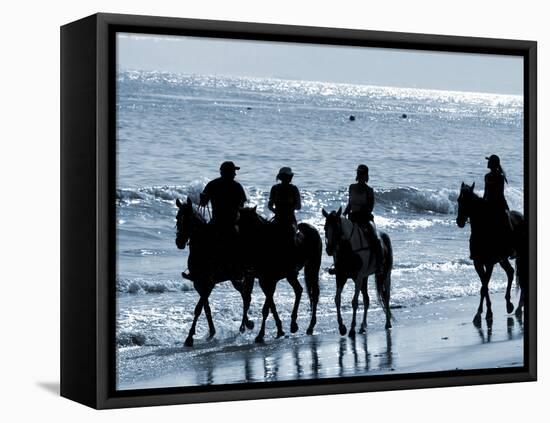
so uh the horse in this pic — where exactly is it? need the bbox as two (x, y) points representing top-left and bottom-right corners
(237, 206), (322, 343)
(175, 197), (255, 347)
(322, 208), (393, 335)
(456, 182), (526, 325)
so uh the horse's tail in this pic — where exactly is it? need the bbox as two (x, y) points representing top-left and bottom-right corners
(298, 223), (322, 305)
(376, 232), (393, 321)
(510, 211), (526, 292)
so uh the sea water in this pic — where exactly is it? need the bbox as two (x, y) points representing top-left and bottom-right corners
(116, 70), (523, 352)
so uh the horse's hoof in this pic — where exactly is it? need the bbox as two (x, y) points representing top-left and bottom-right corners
(385, 322), (392, 330)
(184, 337), (194, 347)
(473, 314), (482, 327)
(359, 326), (366, 334)
(255, 335), (264, 344)
(290, 322), (299, 333)
(207, 332), (216, 340)
(348, 329), (356, 339)
(339, 325), (347, 336)
(246, 320), (255, 330)
(306, 327), (314, 335)
(239, 325), (246, 333)
(506, 302), (515, 314)
(276, 330), (285, 339)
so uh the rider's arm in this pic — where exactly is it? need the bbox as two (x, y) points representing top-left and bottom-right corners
(483, 173), (489, 200)
(268, 185), (276, 213)
(199, 184), (210, 207)
(294, 186), (302, 211)
(343, 185), (352, 216)
(365, 186), (374, 215)
(238, 184), (247, 207)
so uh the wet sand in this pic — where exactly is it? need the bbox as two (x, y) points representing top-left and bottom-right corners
(117, 293), (524, 390)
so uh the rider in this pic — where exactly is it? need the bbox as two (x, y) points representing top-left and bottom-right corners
(268, 166), (302, 250)
(182, 161), (247, 280)
(484, 154), (514, 257)
(200, 161), (247, 232)
(342, 164), (384, 275)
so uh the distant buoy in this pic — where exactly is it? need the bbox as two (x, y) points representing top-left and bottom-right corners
(349, 115), (356, 121)
(247, 107), (252, 110)
(401, 113), (408, 119)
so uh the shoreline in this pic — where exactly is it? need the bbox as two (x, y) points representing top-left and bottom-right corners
(117, 292), (524, 390)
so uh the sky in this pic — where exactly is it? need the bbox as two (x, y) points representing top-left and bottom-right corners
(117, 33), (523, 95)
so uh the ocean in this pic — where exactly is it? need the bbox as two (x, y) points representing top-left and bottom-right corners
(115, 70), (524, 384)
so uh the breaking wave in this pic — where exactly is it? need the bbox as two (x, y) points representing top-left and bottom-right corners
(116, 182), (523, 216)
(117, 277), (193, 294)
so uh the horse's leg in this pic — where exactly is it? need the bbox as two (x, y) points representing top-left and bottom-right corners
(185, 294), (205, 347)
(359, 280), (369, 334)
(243, 276), (255, 330)
(306, 288), (318, 336)
(473, 261), (486, 326)
(287, 275), (303, 334)
(483, 263), (495, 323)
(233, 276), (254, 333)
(500, 259), (515, 314)
(516, 287), (524, 318)
(268, 285), (285, 339)
(335, 276), (347, 336)
(255, 279), (272, 344)
(203, 299), (216, 339)
(348, 276), (364, 339)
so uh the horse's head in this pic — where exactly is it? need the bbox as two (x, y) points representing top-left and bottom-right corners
(238, 206), (262, 233)
(322, 207), (343, 256)
(175, 197), (195, 249)
(456, 182), (475, 228)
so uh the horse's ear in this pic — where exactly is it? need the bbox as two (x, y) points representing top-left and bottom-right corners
(336, 207), (342, 217)
(471, 182), (475, 191)
(186, 197), (192, 206)
(253, 205), (257, 212)
(322, 208), (329, 218)
(176, 198), (183, 208)
(461, 182), (465, 189)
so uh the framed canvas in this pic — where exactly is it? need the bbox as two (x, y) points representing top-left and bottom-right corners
(60, 13), (537, 409)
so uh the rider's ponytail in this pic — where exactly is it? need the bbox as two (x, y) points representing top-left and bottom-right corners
(498, 164), (508, 184)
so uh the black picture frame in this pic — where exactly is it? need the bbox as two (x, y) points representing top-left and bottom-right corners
(60, 12), (537, 409)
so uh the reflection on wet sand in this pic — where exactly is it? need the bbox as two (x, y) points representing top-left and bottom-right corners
(474, 314), (523, 344)
(233, 330), (394, 384)
(117, 295), (525, 390)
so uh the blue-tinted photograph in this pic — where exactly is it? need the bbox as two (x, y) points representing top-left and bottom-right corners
(115, 33), (525, 390)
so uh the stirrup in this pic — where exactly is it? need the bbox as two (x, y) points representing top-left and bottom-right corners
(181, 271), (193, 281)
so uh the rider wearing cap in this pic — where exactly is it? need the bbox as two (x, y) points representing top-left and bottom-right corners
(484, 154), (514, 257)
(268, 167), (302, 252)
(182, 161), (247, 281)
(200, 161), (247, 231)
(343, 164), (384, 275)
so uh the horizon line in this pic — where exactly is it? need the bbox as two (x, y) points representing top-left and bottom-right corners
(117, 67), (523, 98)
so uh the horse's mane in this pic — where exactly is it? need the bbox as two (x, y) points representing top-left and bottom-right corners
(184, 200), (207, 224)
(462, 187), (486, 206)
(240, 206), (270, 224)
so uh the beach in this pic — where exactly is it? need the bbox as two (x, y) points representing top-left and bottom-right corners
(117, 291), (523, 390)
(115, 71), (524, 390)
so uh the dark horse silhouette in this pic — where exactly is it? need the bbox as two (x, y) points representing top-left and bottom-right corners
(322, 208), (393, 335)
(456, 182), (526, 326)
(175, 197), (255, 347)
(238, 206), (322, 343)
